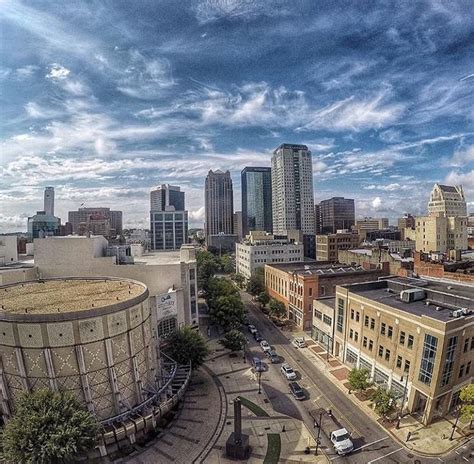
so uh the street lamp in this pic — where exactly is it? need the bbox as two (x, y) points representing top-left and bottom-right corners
(257, 370), (262, 394)
(314, 411), (324, 455)
(396, 373), (409, 429)
(450, 406), (461, 441)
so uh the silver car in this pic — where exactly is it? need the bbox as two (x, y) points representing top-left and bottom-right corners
(280, 363), (297, 380)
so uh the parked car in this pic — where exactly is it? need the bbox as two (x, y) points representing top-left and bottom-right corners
(330, 428), (354, 456)
(289, 381), (305, 400)
(292, 337), (306, 348)
(267, 349), (279, 363)
(248, 324), (257, 334)
(252, 357), (265, 372)
(253, 331), (263, 342)
(280, 363), (297, 380)
(260, 340), (271, 353)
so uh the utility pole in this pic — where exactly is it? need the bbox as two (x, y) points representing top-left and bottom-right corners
(396, 373), (409, 429)
(315, 411), (323, 455)
(450, 406), (461, 441)
(257, 370), (262, 394)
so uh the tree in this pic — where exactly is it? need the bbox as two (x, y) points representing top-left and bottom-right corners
(219, 330), (248, 352)
(460, 384), (474, 425)
(209, 294), (246, 330)
(348, 368), (371, 393)
(268, 298), (286, 319)
(197, 250), (219, 289)
(220, 254), (235, 274)
(163, 327), (210, 368)
(246, 269), (265, 295)
(232, 273), (245, 288)
(371, 387), (396, 417)
(1, 389), (99, 464)
(256, 291), (270, 308)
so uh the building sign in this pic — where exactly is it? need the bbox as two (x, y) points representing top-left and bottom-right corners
(155, 291), (177, 320)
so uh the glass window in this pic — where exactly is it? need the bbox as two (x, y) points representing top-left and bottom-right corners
(404, 360), (410, 373)
(369, 340), (373, 351)
(356, 312), (360, 322)
(419, 334), (438, 385)
(441, 336), (457, 387)
(381, 323), (386, 335)
(349, 329), (354, 339)
(407, 334), (414, 349)
(364, 315), (369, 327)
(165, 213), (174, 221)
(459, 364), (465, 378)
(396, 356), (402, 369)
(466, 361), (471, 375)
(378, 345), (384, 357)
(385, 349), (390, 362)
(351, 309), (354, 320)
(336, 298), (344, 333)
(323, 315), (332, 326)
(314, 309), (323, 320)
(387, 326), (393, 338)
(400, 331), (406, 345)
(354, 332), (359, 342)
(363, 337), (368, 348)
(464, 338), (469, 353)
(370, 318), (375, 330)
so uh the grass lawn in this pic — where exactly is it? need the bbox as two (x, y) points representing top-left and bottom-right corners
(238, 396), (269, 417)
(263, 433), (281, 464)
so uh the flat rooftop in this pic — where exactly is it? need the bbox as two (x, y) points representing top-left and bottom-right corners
(344, 277), (474, 322)
(134, 251), (182, 265)
(0, 278), (145, 315)
(267, 262), (368, 276)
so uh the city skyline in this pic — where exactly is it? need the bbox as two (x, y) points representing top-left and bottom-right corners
(1, 1), (473, 233)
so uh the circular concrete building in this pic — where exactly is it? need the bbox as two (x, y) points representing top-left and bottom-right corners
(0, 277), (156, 423)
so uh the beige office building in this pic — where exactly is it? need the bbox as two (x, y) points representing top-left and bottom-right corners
(415, 215), (468, 253)
(316, 232), (360, 262)
(313, 277), (473, 425)
(428, 184), (467, 217)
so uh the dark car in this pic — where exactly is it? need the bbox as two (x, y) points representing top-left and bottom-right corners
(253, 331), (263, 342)
(252, 357), (265, 372)
(289, 382), (305, 400)
(267, 349), (279, 363)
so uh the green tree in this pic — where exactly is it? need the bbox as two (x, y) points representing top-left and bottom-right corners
(246, 268), (265, 295)
(163, 327), (210, 368)
(232, 273), (245, 288)
(1, 389), (99, 464)
(220, 254), (235, 274)
(209, 294), (245, 330)
(268, 298), (286, 319)
(371, 387), (396, 417)
(197, 250), (219, 290)
(256, 291), (270, 308)
(348, 368), (371, 393)
(219, 329), (248, 351)
(460, 384), (474, 424)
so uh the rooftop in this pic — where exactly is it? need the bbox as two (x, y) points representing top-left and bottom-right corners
(267, 261), (369, 276)
(344, 277), (474, 322)
(0, 278), (145, 315)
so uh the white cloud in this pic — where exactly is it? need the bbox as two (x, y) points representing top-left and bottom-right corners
(364, 183), (401, 192)
(372, 197), (382, 209)
(445, 170), (474, 191)
(46, 63), (70, 80)
(15, 64), (39, 78)
(189, 206), (205, 223)
(450, 145), (474, 167)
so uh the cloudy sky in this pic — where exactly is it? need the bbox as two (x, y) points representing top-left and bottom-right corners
(1, 0), (473, 233)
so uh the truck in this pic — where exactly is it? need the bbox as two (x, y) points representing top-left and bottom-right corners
(330, 428), (354, 456)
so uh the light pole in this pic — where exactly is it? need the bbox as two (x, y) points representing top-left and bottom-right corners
(257, 370), (262, 394)
(314, 411), (323, 455)
(396, 373), (409, 429)
(450, 406), (461, 441)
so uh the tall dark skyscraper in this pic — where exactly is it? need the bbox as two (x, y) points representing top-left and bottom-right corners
(317, 197), (355, 234)
(241, 167), (272, 236)
(204, 170), (234, 240)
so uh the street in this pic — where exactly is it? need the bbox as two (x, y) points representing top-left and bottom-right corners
(241, 291), (473, 464)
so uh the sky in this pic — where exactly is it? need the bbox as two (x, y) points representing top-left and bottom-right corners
(1, 0), (473, 233)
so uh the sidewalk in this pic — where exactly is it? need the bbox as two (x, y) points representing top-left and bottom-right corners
(286, 327), (472, 457)
(203, 334), (328, 463)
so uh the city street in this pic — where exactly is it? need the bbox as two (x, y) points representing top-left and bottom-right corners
(242, 291), (473, 464)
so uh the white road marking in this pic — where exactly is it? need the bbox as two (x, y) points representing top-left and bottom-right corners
(353, 436), (389, 452)
(462, 457), (469, 462)
(367, 447), (403, 463)
(437, 458), (445, 463)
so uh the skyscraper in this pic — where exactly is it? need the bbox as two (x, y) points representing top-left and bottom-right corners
(150, 184), (188, 250)
(428, 184), (467, 217)
(317, 197), (355, 234)
(204, 170), (234, 240)
(271, 144), (315, 235)
(44, 186), (54, 216)
(241, 167), (272, 236)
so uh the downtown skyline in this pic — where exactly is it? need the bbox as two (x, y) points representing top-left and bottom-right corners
(1, 0), (474, 233)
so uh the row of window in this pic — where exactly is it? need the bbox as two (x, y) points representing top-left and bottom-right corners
(314, 309), (333, 327)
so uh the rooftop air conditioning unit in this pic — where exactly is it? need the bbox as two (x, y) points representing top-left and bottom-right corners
(452, 309), (463, 318)
(400, 288), (426, 303)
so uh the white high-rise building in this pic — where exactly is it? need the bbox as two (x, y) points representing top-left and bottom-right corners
(271, 144), (315, 235)
(428, 184), (467, 217)
(44, 186), (54, 216)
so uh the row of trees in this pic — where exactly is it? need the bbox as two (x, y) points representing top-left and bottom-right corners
(197, 250), (234, 289)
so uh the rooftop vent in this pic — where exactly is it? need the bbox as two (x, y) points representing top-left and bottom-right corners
(452, 309), (464, 318)
(435, 306), (443, 311)
(400, 288), (426, 303)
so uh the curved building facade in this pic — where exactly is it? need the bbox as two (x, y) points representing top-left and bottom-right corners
(0, 277), (157, 422)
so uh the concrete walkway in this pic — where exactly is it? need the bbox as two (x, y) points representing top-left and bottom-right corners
(288, 327), (473, 457)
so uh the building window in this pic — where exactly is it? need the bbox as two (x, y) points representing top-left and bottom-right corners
(440, 336), (457, 387)
(189, 269), (195, 281)
(323, 315), (332, 326)
(350, 309), (354, 320)
(309, 287), (312, 297)
(381, 323), (386, 336)
(464, 338), (469, 353)
(407, 334), (414, 349)
(157, 317), (177, 338)
(419, 334), (438, 385)
(369, 340), (373, 351)
(314, 309), (323, 320)
(370, 318), (375, 330)
(364, 315), (369, 327)
(387, 326), (393, 339)
(466, 361), (471, 376)
(385, 349), (390, 362)
(378, 345), (384, 357)
(396, 356), (402, 369)
(356, 312), (360, 322)
(336, 298), (344, 333)
(400, 331), (406, 345)
(363, 337), (368, 348)
(459, 364), (465, 378)
(349, 329), (354, 339)
(354, 332), (359, 342)
(404, 360), (410, 373)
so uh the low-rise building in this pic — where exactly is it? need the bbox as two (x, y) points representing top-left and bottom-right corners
(236, 232), (304, 279)
(414, 252), (474, 284)
(316, 232), (360, 262)
(265, 262), (387, 330)
(33, 236), (199, 336)
(353, 218), (389, 240)
(0, 235), (18, 265)
(320, 277), (474, 425)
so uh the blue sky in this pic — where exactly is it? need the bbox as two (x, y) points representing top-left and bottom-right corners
(1, 0), (473, 232)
